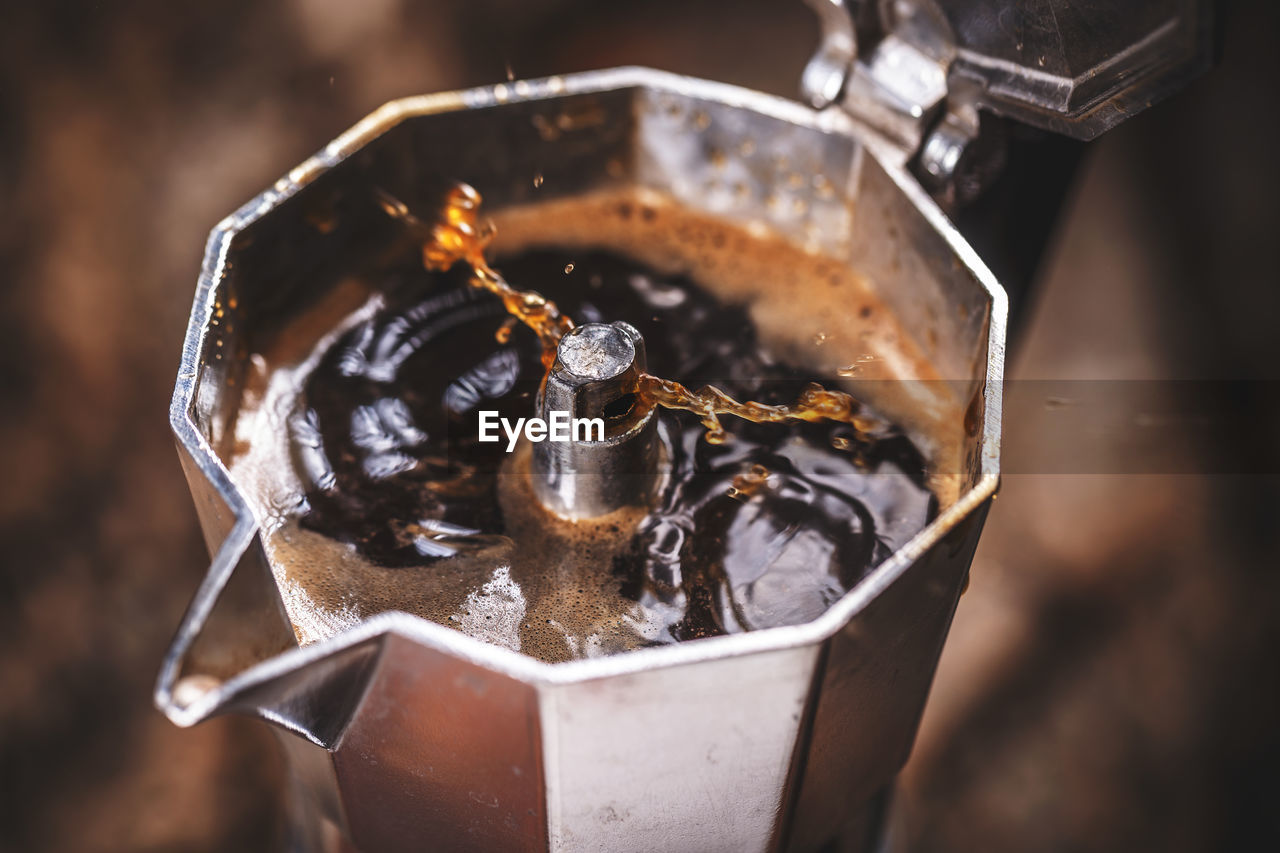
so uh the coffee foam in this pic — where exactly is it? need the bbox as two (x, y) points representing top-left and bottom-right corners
(490, 188), (966, 506)
(262, 442), (663, 660)
(227, 188), (967, 651)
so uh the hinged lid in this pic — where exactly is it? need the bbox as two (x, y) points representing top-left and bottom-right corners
(938, 0), (1214, 139)
(804, 0), (1214, 142)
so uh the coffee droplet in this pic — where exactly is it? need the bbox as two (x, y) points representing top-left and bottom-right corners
(377, 182), (886, 442)
(245, 186), (940, 663)
(837, 354), (876, 377)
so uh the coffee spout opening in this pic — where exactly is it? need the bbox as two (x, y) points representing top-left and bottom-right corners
(531, 321), (661, 519)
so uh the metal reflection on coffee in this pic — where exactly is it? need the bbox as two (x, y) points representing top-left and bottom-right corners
(227, 190), (938, 660)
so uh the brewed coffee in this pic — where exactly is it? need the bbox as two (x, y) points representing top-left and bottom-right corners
(231, 189), (942, 662)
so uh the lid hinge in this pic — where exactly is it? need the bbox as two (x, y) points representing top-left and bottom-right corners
(802, 0), (983, 197)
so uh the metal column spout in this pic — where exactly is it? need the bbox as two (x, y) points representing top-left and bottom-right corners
(531, 321), (660, 520)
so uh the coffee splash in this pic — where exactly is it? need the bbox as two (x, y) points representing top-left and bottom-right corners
(226, 184), (946, 659)
(379, 182), (884, 444)
(376, 185), (573, 367)
(257, 241), (936, 658)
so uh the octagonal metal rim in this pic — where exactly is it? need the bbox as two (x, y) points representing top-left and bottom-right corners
(159, 66), (1006, 727)
(945, 0), (1215, 140)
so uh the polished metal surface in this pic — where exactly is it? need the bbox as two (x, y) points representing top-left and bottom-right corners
(917, 100), (979, 188)
(805, 0), (1213, 144)
(157, 67), (1007, 852)
(938, 0), (1213, 139)
(801, 0), (858, 109)
(842, 28), (950, 154)
(533, 322), (659, 520)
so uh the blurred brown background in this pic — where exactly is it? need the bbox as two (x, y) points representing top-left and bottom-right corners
(1, 1), (1277, 851)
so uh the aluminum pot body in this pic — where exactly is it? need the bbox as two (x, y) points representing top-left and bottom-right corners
(159, 68), (1006, 853)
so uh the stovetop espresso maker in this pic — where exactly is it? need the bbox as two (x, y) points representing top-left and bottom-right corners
(157, 2), (1212, 851)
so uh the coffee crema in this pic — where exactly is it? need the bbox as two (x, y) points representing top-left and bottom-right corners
(382, 183), (885, 445)
(227, 188), (949, 662)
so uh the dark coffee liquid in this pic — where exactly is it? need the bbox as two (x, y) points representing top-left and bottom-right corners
(279, 248), (936, 660)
